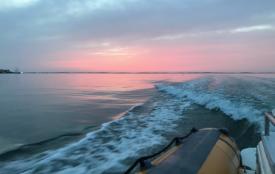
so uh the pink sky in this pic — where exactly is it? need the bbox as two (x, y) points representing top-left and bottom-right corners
(1, 0), (275, 72)
(49, 32), (275, 72)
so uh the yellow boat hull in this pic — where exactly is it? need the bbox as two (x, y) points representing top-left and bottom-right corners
(127, 128), (243, 174)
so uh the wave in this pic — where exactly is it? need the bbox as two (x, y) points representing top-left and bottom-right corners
(157, 76), (275, 125)
(0, 103), (150, 158)
(0, 132), (85, 159)
(0, 95), (191, 174)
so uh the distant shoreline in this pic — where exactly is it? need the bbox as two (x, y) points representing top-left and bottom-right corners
(18, 71), (275, 74)
(2, 69), (275, 75)
(0, 69), (21, 74)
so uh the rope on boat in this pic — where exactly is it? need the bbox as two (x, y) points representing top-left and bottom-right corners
(124, 128), (198, 174)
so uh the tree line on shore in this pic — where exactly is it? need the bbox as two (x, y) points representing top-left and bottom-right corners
(0, 69), (19, 74)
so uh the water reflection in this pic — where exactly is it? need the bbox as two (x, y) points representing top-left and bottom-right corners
(0, 73), (200, 153)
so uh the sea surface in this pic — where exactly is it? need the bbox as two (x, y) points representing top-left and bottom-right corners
(0, 73), (275, 173)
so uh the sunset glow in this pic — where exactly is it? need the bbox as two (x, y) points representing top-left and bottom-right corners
(1, 0), (275, 72)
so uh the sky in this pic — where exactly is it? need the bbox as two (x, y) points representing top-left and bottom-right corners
(0, 0), (275, 72)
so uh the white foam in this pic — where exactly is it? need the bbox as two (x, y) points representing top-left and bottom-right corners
(0, 97), (191, 174)
(157, 76), (265, 124)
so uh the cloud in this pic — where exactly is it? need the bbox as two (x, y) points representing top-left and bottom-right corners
(231, 25), (274, 33)
(152, 24), (275, 41)
(152, 30), (227, 41)
(0, 0), (39, 10)
(92, 48), (135, 56)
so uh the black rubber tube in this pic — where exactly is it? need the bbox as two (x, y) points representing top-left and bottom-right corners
(124, 128), (198, 174)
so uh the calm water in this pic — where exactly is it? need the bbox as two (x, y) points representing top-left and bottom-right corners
(0, 74), (199, 153)
(0, 73), (275, 173)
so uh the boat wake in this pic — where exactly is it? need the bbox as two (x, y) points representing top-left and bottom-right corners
(1, 75), (275, 174)
(0, 94), (191, 173)
(157, 76), (275, 124)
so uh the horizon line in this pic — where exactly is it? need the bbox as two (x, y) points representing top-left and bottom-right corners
(21, 71), (275, 74)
